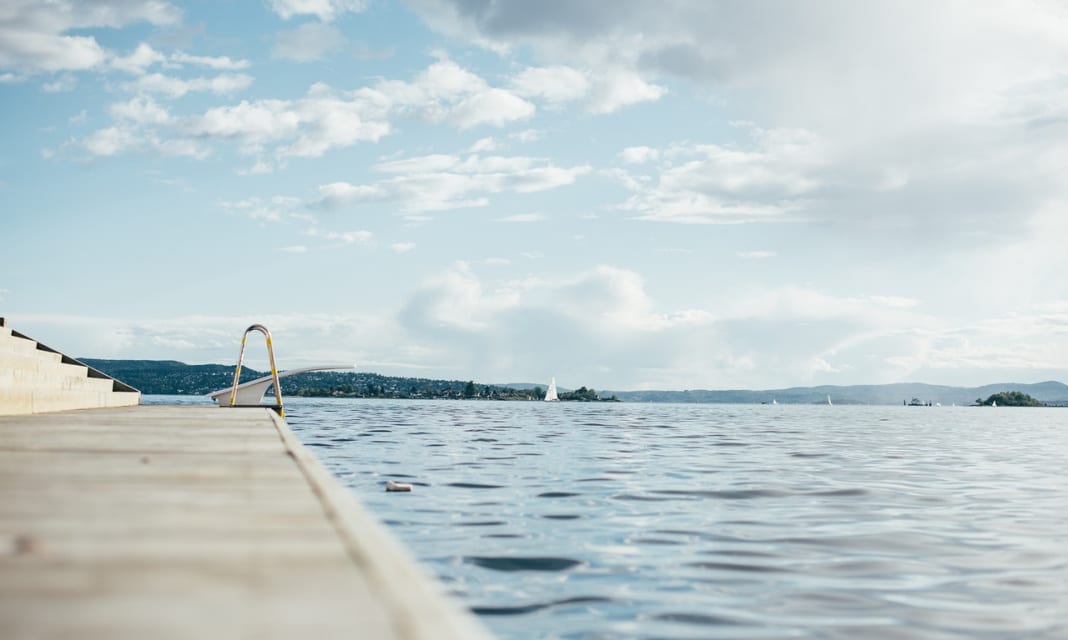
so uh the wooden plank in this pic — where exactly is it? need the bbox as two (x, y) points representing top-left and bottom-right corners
(0, 406), (492, 640)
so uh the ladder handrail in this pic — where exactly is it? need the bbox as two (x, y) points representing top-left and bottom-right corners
(228, 324), (285, 418)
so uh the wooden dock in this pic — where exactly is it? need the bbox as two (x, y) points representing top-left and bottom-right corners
(0, 405), (492, 640)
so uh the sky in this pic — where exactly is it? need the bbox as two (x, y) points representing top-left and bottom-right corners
(2, 0), (1068, 391)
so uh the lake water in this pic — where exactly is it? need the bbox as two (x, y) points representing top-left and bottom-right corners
(149, 397), (1068, 639)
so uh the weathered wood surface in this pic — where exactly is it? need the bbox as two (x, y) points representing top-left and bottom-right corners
(0, 406), (491, 640)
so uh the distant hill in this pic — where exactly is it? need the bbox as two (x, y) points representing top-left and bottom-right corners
(606, 381), (1068, 406)
(79, 359), (246, 395)
(80, 359), (1068, 405)
(80, 359), (547, 400)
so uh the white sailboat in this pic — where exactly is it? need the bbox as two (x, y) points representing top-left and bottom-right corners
(544, 377), (559, 402)
(827, 395), (833, 406)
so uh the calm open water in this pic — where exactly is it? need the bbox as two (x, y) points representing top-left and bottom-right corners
(151, 397), (1068, 639)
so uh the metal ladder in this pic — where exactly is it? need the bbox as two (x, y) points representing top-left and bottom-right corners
(226, 324), (285, 417)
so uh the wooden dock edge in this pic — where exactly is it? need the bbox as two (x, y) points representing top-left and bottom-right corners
(267, 411), (493, 640)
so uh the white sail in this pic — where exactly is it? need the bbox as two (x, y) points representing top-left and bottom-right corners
(827, 395), (833, 406)
(544, 377), (559, 402)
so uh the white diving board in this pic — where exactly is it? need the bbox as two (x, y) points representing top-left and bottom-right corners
(208, 365), (355, 406)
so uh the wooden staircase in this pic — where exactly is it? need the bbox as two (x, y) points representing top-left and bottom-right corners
(0, 318), (140, 415)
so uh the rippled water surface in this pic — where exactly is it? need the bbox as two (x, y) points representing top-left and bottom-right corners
(161, 397), (1068, 638)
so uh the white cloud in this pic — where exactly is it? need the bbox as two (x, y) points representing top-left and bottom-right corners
(306, 228), (374, 246)
(0, 0), (180, 75)
(111, 96), (171, 125)
(41, 74), (76, 92)
(268, 0), (365, 22)
(375, 58), (535, 129)
(79, 59), (530, 165)
(111, 46), (253, 75)
(83, 97), (218, 157)
(468, 137), (496, 152)
(171, 82), (392, 159)
(451, 88), (535, 128)
(0, 30), (108, 74)
(13, 281), (1068, 390)
(391, 242), (416, 253)
(619, 146), (659, 164)
(82, 98), (212, 158)
(280, 245), (308, 253)
(374, 154), (458, 174)
(221, 196), (304, 222)
(508, 64), (663, 113)
(123, 72), (254, 98)
(316, 152), (591, 212)
(870, 307), (1068, 383)
(613, 126), (826, 224)
(408, 0), (1068, 243)
(237, 159), (274, 175)
(586, 68), (666, 114)
(82, 126), (142, 156)
(317, 181), (386, 206)
(510, 65), (590, 105)
(496, 213), (544, 223)
(7, 311), (397, 372)
(412, 57), (482, 100)
(407, 1), (1068, 128)
(169, 51), (250, 70)
(394, 264), (721, 387)
(156, 137), (210, 159)
(186, 99), (303, 148)
(400, 262), (518, 331)
(111, 43), (166, 74)
(272, 23), (346, 62)
(277, 89), (393, 157)
(510, 129), (541, 143)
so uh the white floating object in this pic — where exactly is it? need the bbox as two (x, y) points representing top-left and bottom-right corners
(386, 480), (413, 492)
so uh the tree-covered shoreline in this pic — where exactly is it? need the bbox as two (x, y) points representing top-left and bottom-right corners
(80, 359), (617, 401)
(79, 359), (1068, 405)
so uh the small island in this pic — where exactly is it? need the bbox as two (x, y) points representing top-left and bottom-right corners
(556, 386), (618, 402)
(976, 391), (1044, 407)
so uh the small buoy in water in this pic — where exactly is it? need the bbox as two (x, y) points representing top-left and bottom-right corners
(385, 480), (413, 492)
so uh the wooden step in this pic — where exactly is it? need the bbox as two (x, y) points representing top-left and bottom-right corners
(0, 351), (94, 378)
(0, 389), (139, 414)
(0, 320), (141, 415)
(0, 334), (63, 362)
(0, 369), (117, 393)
